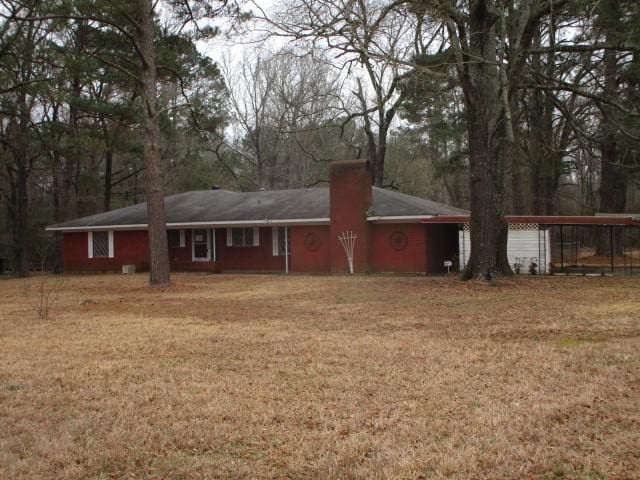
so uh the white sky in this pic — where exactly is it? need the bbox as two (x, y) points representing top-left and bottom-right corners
(197, 0), (283, 70)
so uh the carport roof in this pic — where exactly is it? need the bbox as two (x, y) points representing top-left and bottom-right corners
(46, 187), (468, 231)
(422, 215), (640, 226)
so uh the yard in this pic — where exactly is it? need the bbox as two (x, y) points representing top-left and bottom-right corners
(1, 273), (639, 479)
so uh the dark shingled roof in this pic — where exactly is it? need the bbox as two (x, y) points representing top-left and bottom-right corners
(47, 187), (468, 230)
(369, 188), (468, 217)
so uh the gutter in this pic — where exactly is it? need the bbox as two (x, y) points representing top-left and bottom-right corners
(46, 217), (331, 232)
(367, 215), (434, 223)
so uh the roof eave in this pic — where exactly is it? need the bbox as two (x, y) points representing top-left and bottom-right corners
(46, 217), (331, 232)
(420, 215), (640, 226)
(367, 215), (434, 223)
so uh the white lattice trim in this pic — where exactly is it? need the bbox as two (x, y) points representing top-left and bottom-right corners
(462, 223), (538, 232)
(509, 223), (539, 231)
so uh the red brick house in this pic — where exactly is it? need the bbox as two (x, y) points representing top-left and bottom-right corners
(47, 159), (640, 275)
(47, 160), (469, 274)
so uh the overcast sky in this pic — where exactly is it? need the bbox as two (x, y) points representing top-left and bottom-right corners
(198, 0), (281, 69)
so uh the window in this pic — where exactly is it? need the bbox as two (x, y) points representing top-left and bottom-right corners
(272, 226), (290, 256)
(168, 229), (185, 248)
(192, 229), (210, 261)
(93, 232), (109, 257)
(88, 231), (114, 258)
(227, 227), (259, 247)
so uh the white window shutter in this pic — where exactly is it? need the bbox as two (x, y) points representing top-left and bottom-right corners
(226, 228), (232, 247)
(253, 227), (260, 246)
(179, 229), (185, 248)
(272, 227), (279, 256)
(108, 231), (114, 258)
(88, 232), (94, 258)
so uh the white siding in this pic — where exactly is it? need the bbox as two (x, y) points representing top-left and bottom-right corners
(458, 229), (467, 271)
(458, 225), (550, 274)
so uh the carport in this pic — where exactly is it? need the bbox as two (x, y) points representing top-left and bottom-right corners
(423, 214), (640, 275)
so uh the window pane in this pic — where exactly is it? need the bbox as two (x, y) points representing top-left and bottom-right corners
(194, 244), (208, 258)
(278, 227), (290, 255)
(244, 228), (254, 246)
(93, 232), (109, 258)
(168, 230), (180, 248)
(193, 229), (208, 259)
(232, 228), (244, 246)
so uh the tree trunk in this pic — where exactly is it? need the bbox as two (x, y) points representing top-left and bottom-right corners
(8, 85), (32, 277)
(459, 3), (511, 281)
(528, 86), (559, 216)
(463, 104), (511, 281)
(506, 93), (525, 214)
(138, 0), (170, 287)
(509, 152), (525, 214)
(10, 160), (29, 277)
(599, 58), (626, 213)
(104, 148), (113, 212)
(102, 117), (113, 212)
(596, 0), (626, 255)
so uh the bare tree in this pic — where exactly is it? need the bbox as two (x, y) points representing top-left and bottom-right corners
(223, 49), (347, 189)
(255, 0), (418, 186)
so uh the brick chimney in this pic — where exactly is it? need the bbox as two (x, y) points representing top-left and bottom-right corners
(329, 160), (372, 273)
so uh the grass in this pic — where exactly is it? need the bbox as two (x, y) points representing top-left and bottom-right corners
(1, 273), (639, 479)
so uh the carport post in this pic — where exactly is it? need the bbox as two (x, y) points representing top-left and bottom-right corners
(623, 227), (633, 277)
(610, 226), (614, 273)
(560, 225), (564, 274)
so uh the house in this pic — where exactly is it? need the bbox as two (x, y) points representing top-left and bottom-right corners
(47, 160), (640, 275)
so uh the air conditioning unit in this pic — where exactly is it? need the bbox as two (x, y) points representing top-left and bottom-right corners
(122, 264), (136, 274)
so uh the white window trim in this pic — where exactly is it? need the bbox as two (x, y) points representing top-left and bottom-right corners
(272, 227), (279, 256)
(88, 230), (114, 259)
(108, 231), (114, 258)
(192, 229), (211, 262)
(272, 226), (291, 257)
(168, 229), (186, 249)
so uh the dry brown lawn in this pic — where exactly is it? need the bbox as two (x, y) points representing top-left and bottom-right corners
(1, 273), (639, 479)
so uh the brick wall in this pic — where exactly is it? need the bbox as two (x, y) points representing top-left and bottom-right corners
(168, 230), (219, 272)
(370, 223), (427, 273)
(216, 227), (285, 272)
(290, 225), (330, 273)
(63, 227), (287, 273)
(63, 230), (150, 272)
